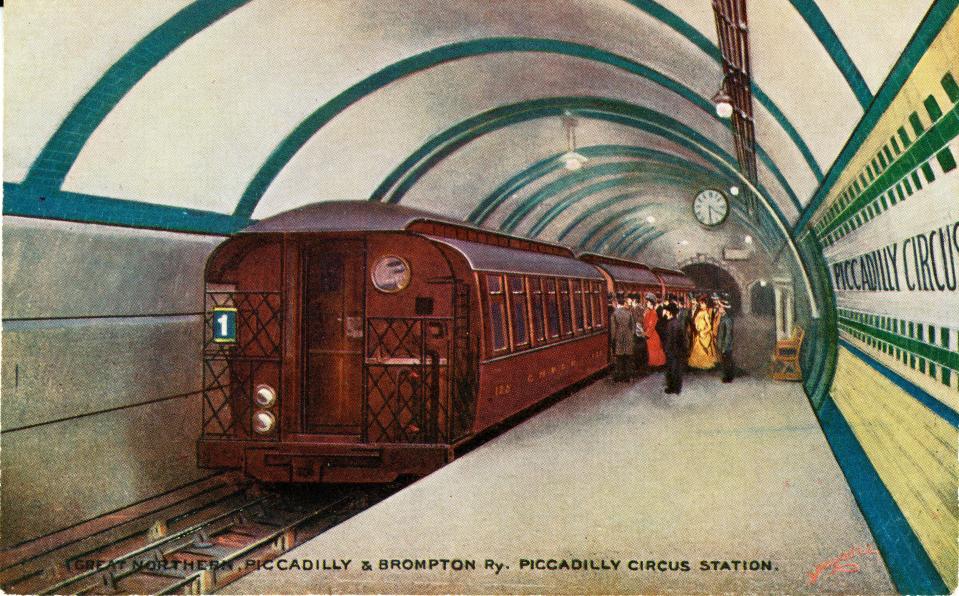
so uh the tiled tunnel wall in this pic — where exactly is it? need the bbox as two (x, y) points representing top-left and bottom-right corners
(809, 11), (959, 592)
(0, 217), (221, 547)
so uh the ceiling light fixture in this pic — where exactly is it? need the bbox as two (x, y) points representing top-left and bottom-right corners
(560, 111), (588, 171)
(712, 77), (734, 119)
(680, 239), (689, 246)
(729, 185), (740, 196)
(645, 215), (656, 224)
(744, 234), (753, 244)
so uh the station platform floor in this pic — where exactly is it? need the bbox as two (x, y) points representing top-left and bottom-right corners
(224, 371), (895, 594)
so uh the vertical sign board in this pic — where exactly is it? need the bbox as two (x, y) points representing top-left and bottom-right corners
(212, 307), (238, 343)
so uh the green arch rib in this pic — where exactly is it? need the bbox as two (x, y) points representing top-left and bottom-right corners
(367, 97), (800, 225)
(235, 38), (807, 217)
(476, 144), (717, 225)
(622, 0), (823, 180)
(786, 0), (872, 108)
(628, 230), (669, 256)
(528, 171), (706, 238)
(23, 0), (252, 191)
(387, 97), (792, 230)
(372, 97), (802, 216)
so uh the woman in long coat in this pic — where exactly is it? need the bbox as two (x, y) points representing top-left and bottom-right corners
(643, 294), (666, 367)
(688, 295), (719, 369)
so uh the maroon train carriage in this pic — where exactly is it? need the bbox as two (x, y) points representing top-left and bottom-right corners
(577, 252), (664, 299)
(197, 201), (610, 483)
(651, 266), (696, 299)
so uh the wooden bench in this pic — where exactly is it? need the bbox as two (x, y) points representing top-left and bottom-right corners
(770, 325), (804, 381)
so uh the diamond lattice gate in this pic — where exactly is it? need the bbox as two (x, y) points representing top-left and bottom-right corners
(363, 283), (476, 445)
(202, 291), (282, 439)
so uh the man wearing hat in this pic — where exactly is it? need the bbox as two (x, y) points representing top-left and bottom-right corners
(661, 302), (685, 394)
(610, 292), (636, 382)
(714, 296), (735, 383)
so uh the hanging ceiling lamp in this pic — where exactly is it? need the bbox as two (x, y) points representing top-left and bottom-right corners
(560, 111), (588, 170)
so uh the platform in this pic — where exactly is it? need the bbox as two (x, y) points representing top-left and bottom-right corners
(224, 372), (894, 594)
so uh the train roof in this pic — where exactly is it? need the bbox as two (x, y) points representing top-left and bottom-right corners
(240, 200), (461, 234)
(650, 266), (696, 290)
(429, 236), (604, 280)
(576, 252), (661, 287)
(240, 200), (575, 257)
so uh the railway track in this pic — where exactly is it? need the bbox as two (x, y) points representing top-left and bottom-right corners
(2, 480), (400, 595)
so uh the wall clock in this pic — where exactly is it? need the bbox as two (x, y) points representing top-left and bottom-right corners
(693, 189), (729, 227)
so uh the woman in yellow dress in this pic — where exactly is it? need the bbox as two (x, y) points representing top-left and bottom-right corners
(688, 295), (719, 369)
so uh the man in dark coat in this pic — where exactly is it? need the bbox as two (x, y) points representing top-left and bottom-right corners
(627, 294), (648, 377)
(715, 298), (735, 383)
(610, 293), (636, 382)
(662, 303), (686, 394)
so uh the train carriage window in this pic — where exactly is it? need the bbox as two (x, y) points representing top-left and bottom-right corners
(583, 279), (593, 329)
(486, 274), (508, 353)
(559, 279), (574, 336)
(592, 282), (605, 328)
(529, 277), (546, 343)
(572, 280), (585, 332)
(544, 278), (560, 339)
(508, 275), (530, 349)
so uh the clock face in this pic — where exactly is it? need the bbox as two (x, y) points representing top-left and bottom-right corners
(371, 255), (411, 293)
(693, 189), (729, 227)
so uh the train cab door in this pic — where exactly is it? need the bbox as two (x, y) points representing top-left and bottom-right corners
(302, 242), (365, 435)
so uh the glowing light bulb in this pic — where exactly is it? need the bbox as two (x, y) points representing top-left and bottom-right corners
(759, 279), (767, 287)
(645, 215), (656, 224)
(564, 157), (583, 170)
(729, 185), (740, 196)
(744, 235), (753, 244)
(680, 239), (689, 246)
(715, 101), (733, 119)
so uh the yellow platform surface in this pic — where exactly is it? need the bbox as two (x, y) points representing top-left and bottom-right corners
(224, 373), (894, 594)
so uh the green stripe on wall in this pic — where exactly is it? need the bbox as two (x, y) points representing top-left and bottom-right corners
(816, 102), (958, 238)
(23, 0), (253, 192)
(3, 182), (248, 235)
(839, 316), (959, 372)
(794, 0), (959, 233)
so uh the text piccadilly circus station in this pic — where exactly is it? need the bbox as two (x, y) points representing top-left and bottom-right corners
(241, 558), (778, 574)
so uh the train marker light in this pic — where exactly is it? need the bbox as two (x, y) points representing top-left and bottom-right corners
(212, 307), (237, 343)
(253, 410), (276, 434)
(254, 384), (278, 408)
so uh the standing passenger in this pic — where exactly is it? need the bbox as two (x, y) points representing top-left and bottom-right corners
(662, 303), (685, 394)
(629, 293), (649, 377)
(610, 294), (636, 382)
(643, 293), (666, 368)
(715, 298), (735, 383)
(688, 294), (719, 370)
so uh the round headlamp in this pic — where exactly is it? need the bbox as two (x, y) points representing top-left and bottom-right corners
(252, 410), (276, 434)
(253, 384), (277, 408)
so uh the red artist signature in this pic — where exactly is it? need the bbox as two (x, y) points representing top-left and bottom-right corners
(808, 546), (880, 584)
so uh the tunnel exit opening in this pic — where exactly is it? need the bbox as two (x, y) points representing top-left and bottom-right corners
(680, 263), (742, 314)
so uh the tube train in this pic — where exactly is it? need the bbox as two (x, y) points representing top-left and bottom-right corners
(197, 201), (694, 483)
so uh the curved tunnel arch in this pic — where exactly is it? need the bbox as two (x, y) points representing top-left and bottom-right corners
(229, 39), (804, 217)
(361, 97), (795, 227)
(366, 94), (802, 215)
(474, 144), (722, 223)
(499, 161), (708, 233)
(22, 0), (843, 200)
(559, 189), (780, 254)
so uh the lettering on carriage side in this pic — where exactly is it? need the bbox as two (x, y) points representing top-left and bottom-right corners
(494, 383), (512, 396)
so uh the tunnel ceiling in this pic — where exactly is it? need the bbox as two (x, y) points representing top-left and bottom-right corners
(3, 0), (937, 261)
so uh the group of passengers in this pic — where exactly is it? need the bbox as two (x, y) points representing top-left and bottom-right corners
(608, 291), (734, 394)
